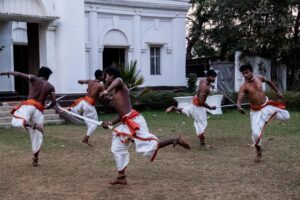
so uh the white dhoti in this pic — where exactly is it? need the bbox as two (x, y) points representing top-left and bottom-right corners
(182, 103), (207, 136)
(250, 98), (290, 146)
(11, 104), (44, 154)
(70, 98), (98, 137)
(111, 110), (158, 171)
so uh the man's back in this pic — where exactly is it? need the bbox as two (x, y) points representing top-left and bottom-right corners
(27, 76), (54, 105)
(86, 80), (104, 100)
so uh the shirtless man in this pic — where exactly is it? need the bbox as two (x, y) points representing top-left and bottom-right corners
(237, 64), (290, 162)
(69, 70), (105, 146)
(100, 67), (190, 185)
(0, 67), (56, 166)
(165, 69), (217, 148)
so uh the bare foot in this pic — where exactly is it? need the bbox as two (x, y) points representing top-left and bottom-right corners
(109, 176), (127, 185)
(255, 151), (262, 163)
(32, 157), (39, 167)
(165, 106), (176, 113)
(200, 143), (213, 150)
(82, 136), (92, 146)
(174, 136), (190, 150)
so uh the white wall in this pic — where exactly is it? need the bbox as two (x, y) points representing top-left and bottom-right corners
(52, 0), (86, 93)
(85, 0), (189, 88)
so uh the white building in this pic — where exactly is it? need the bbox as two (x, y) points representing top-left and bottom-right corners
(0, 0), (190, 95)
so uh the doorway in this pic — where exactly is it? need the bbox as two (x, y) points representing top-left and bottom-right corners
(13, 22), (40, 95)
(13, 45), (29, 95)
(103, 48), (126, 70)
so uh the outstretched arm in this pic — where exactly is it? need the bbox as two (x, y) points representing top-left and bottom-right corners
(0, 71), (34, 80)
(78, 80), (91, 85)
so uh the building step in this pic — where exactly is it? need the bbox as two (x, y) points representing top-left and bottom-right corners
(0, 114), (62, 123)
(0, 119), (65, 129)
(0, 109), (57, 117)
(0, 103), (66, 128)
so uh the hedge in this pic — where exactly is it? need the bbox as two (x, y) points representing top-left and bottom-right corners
(97, 90), (300, 113)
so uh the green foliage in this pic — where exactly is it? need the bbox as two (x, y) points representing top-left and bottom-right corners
(188, 0), (297, 61)
(266, 91), (300, 109)
(140, 91), (178, 109)
(291, 80), (300, 92)
(187, 73), (197, 92)
(119, 60), (144, 88)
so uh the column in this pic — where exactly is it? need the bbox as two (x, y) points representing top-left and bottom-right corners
(88, 11), (98, 78)
(172, 16), (185, 86)
(0, 22), (13, 92)
(39, 21), (58, 86)
(133, 9), (141, 66)
(98, 47), (103, 70)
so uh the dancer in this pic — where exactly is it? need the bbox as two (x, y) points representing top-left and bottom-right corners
(237, 64), (290, 162)
(0, 67), (56, 166)
(100, 66), (190, 185)
(165, 69), (217, 149)
(68, 70), (105, 146)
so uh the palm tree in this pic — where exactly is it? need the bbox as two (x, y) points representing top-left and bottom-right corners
(119, 60), (144, 88)
(113, 60), (149, 104)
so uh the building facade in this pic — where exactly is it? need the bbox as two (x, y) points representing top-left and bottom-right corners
(0, 0), (190, 94)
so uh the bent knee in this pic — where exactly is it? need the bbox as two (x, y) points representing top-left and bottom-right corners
(276, 111), (290, 121)
(11, 120), (26, 129)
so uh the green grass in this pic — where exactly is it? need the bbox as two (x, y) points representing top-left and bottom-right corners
(0, 110), (299, 200)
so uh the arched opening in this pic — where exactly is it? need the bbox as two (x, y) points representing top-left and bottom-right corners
(102, 29), (129, 69)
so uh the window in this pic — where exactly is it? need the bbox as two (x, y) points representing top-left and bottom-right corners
(150, 47), (161, 75)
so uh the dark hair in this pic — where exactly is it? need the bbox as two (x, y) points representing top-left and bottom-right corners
(105, 66), (121, 79)
(207, 69), (217, 77)
(94, 70), (103, 79)
(239, 64), (253, 72)
(38, 66), (52, 80)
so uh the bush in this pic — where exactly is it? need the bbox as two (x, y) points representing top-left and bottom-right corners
(98, 90), (300, 113)
(140, 91), (178, 109)
(266, 91), (300, 109)
(291, 80), (300, 92)
(187, 73), (197, 92)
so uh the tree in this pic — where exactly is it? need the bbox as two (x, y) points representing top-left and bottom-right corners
(186, 0), (217, 59)
(188, 0), (295, 61)
(187, 0), (300, 89)
(118, 60), (144, 88)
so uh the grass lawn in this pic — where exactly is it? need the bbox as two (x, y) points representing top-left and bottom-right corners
(0, 110), (299, 200)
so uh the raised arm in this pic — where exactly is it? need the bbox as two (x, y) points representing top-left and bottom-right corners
(104, 78), (123, 93)
(78, 80), (91, 85)
(262, 77), (284, 98)
(0, 71), (34, 80)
